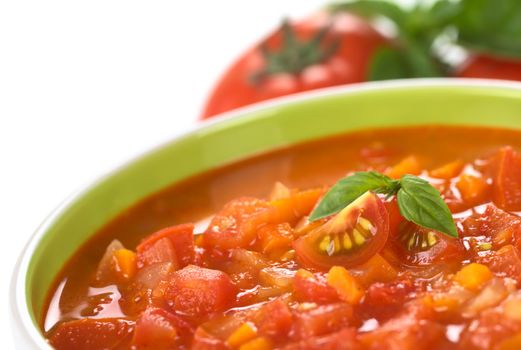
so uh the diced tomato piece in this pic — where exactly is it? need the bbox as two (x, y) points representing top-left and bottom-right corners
(463, 204), (521, 253)
(191, 327), (229, 350)
(225, 248), (269, 290)
(282, 328), (363, 350)
(203, 197), (271, 250)
(48, 318), (134, 350)
(293, 269), (340, 304)
(165, 265), (237, 316)
(360, 303), (447, 350)
(459, 307), (521, 350)
(132, 307), (194, 349)
(253, 299), (293, 339)
(478, 245), (521, 283)
(137, 224), (195, 268)
(362, 278), (415, 320)
(137, 237), (179, 269)
(292, 303), (354, 339)
(490, 146), (521, 211)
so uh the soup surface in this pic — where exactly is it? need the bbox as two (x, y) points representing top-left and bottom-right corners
(43, 126), (521, 350)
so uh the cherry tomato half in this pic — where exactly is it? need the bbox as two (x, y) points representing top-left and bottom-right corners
(388, 221), (464, 267)
(294, 191), (389, 270)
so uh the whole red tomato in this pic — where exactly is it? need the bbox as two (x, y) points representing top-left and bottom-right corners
(200, 11), (387, 119)
(457, 54), (521, 81)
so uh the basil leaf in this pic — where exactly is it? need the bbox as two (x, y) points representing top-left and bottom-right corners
(397, 175), (458, 238)
(309, 171), (397, 221)
(455, 0), (521, 58)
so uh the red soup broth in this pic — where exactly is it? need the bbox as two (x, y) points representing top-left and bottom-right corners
(43, 126), (521, 350)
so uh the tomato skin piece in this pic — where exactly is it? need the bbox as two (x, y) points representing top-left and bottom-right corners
(48, 318), (134, 350)
(457, 54), (521, 81)
(164, 265), (237, 317)
(200, 11), (386, 119)
(294, 191), (389, 270)
(136, 223), (195, 269)
(490, 146), (521, 211)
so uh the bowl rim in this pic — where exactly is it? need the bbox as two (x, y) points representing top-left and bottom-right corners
(11, 78), (521, 348)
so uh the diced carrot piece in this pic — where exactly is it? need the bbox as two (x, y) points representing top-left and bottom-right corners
(296, 268), (314, 279)
(426, 293), (462, 312)
(498, 333), (521, 350)
(114, 248), (137, 280)
(457, 174), (489, 204)
(238, 337), (272, 350)
(227, 322), (257, 348)
(351, 254), (398, 286)
(267, 188), (323, 225)
(326, 266), (364, 305)
(454, 263), (493, 291)
(503, 298), (521, 321)
(430, 160), (465, 179)
(386, 155), (422, 179)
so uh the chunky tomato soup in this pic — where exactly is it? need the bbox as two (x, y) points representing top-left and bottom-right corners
(43, 126), (521, 350)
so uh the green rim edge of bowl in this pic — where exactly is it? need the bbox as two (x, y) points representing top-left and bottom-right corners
(26, 83), (521, 333)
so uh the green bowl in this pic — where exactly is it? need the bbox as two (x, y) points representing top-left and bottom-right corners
(11, 79), (521, 348)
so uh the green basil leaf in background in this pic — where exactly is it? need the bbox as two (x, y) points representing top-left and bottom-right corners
(369, 47), (410, 80)
(369, 44), (445, 81)
(397, 175), (458, 238)
(309, 171), (397, 221)
(330, 0), (406, 24)
(403, 41), (445, 77)
(454, 0), (521, 58)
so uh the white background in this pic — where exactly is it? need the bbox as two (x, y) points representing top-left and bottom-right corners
(0, 0), (329, 347)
